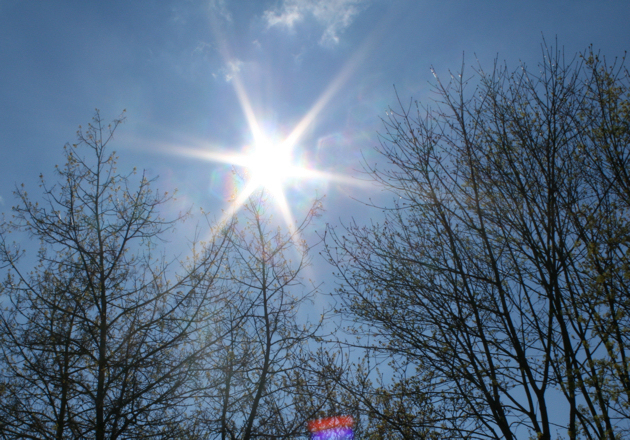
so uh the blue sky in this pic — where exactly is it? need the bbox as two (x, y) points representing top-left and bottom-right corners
(1, 3), (629, 435)
(1, 0), (629, 275)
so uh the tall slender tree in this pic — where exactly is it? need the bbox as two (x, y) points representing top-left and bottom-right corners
(191, 191), (336, 440)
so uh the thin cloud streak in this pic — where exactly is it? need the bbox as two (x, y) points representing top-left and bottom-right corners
(263, 0), (369, 45)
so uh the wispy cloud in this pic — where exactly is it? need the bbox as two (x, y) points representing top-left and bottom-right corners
(192, 41), (213, 56)
(263, 0), (368, 46)
(214, 59), (243, 82)
(209, 0), (232, 23)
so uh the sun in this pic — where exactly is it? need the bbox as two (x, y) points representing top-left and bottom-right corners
(219, 133), (310, 231)
(245, 138), (295, 196)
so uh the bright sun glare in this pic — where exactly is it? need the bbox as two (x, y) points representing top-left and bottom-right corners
(222, 133), (312, 232)
(245, 139), (294, 195)
(171, 112), (365, 234)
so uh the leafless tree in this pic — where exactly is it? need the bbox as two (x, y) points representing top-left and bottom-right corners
(190, 191), (340, 440)
(326, 43), (630, 440)
(0, 112), (231, 440)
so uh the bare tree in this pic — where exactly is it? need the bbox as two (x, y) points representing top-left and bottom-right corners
(190, 190), (336, 440)
(0, 112), (231, 440)
(325, 43), (630, 440)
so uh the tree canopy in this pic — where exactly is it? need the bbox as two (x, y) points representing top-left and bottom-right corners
(326, 44), (630, 440)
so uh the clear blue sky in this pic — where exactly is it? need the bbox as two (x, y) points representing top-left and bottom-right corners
(1, 0), (629, 270)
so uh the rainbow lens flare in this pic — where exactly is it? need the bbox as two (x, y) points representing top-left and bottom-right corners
(308, 416), (354, 440)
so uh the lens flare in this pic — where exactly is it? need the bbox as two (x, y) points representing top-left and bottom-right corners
(308, 416), (354, 440)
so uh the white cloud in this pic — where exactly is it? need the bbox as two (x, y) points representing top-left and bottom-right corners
(220, 59), (243, 82)
(263, 0), (368, 46)
(265, 3), (303, 28)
